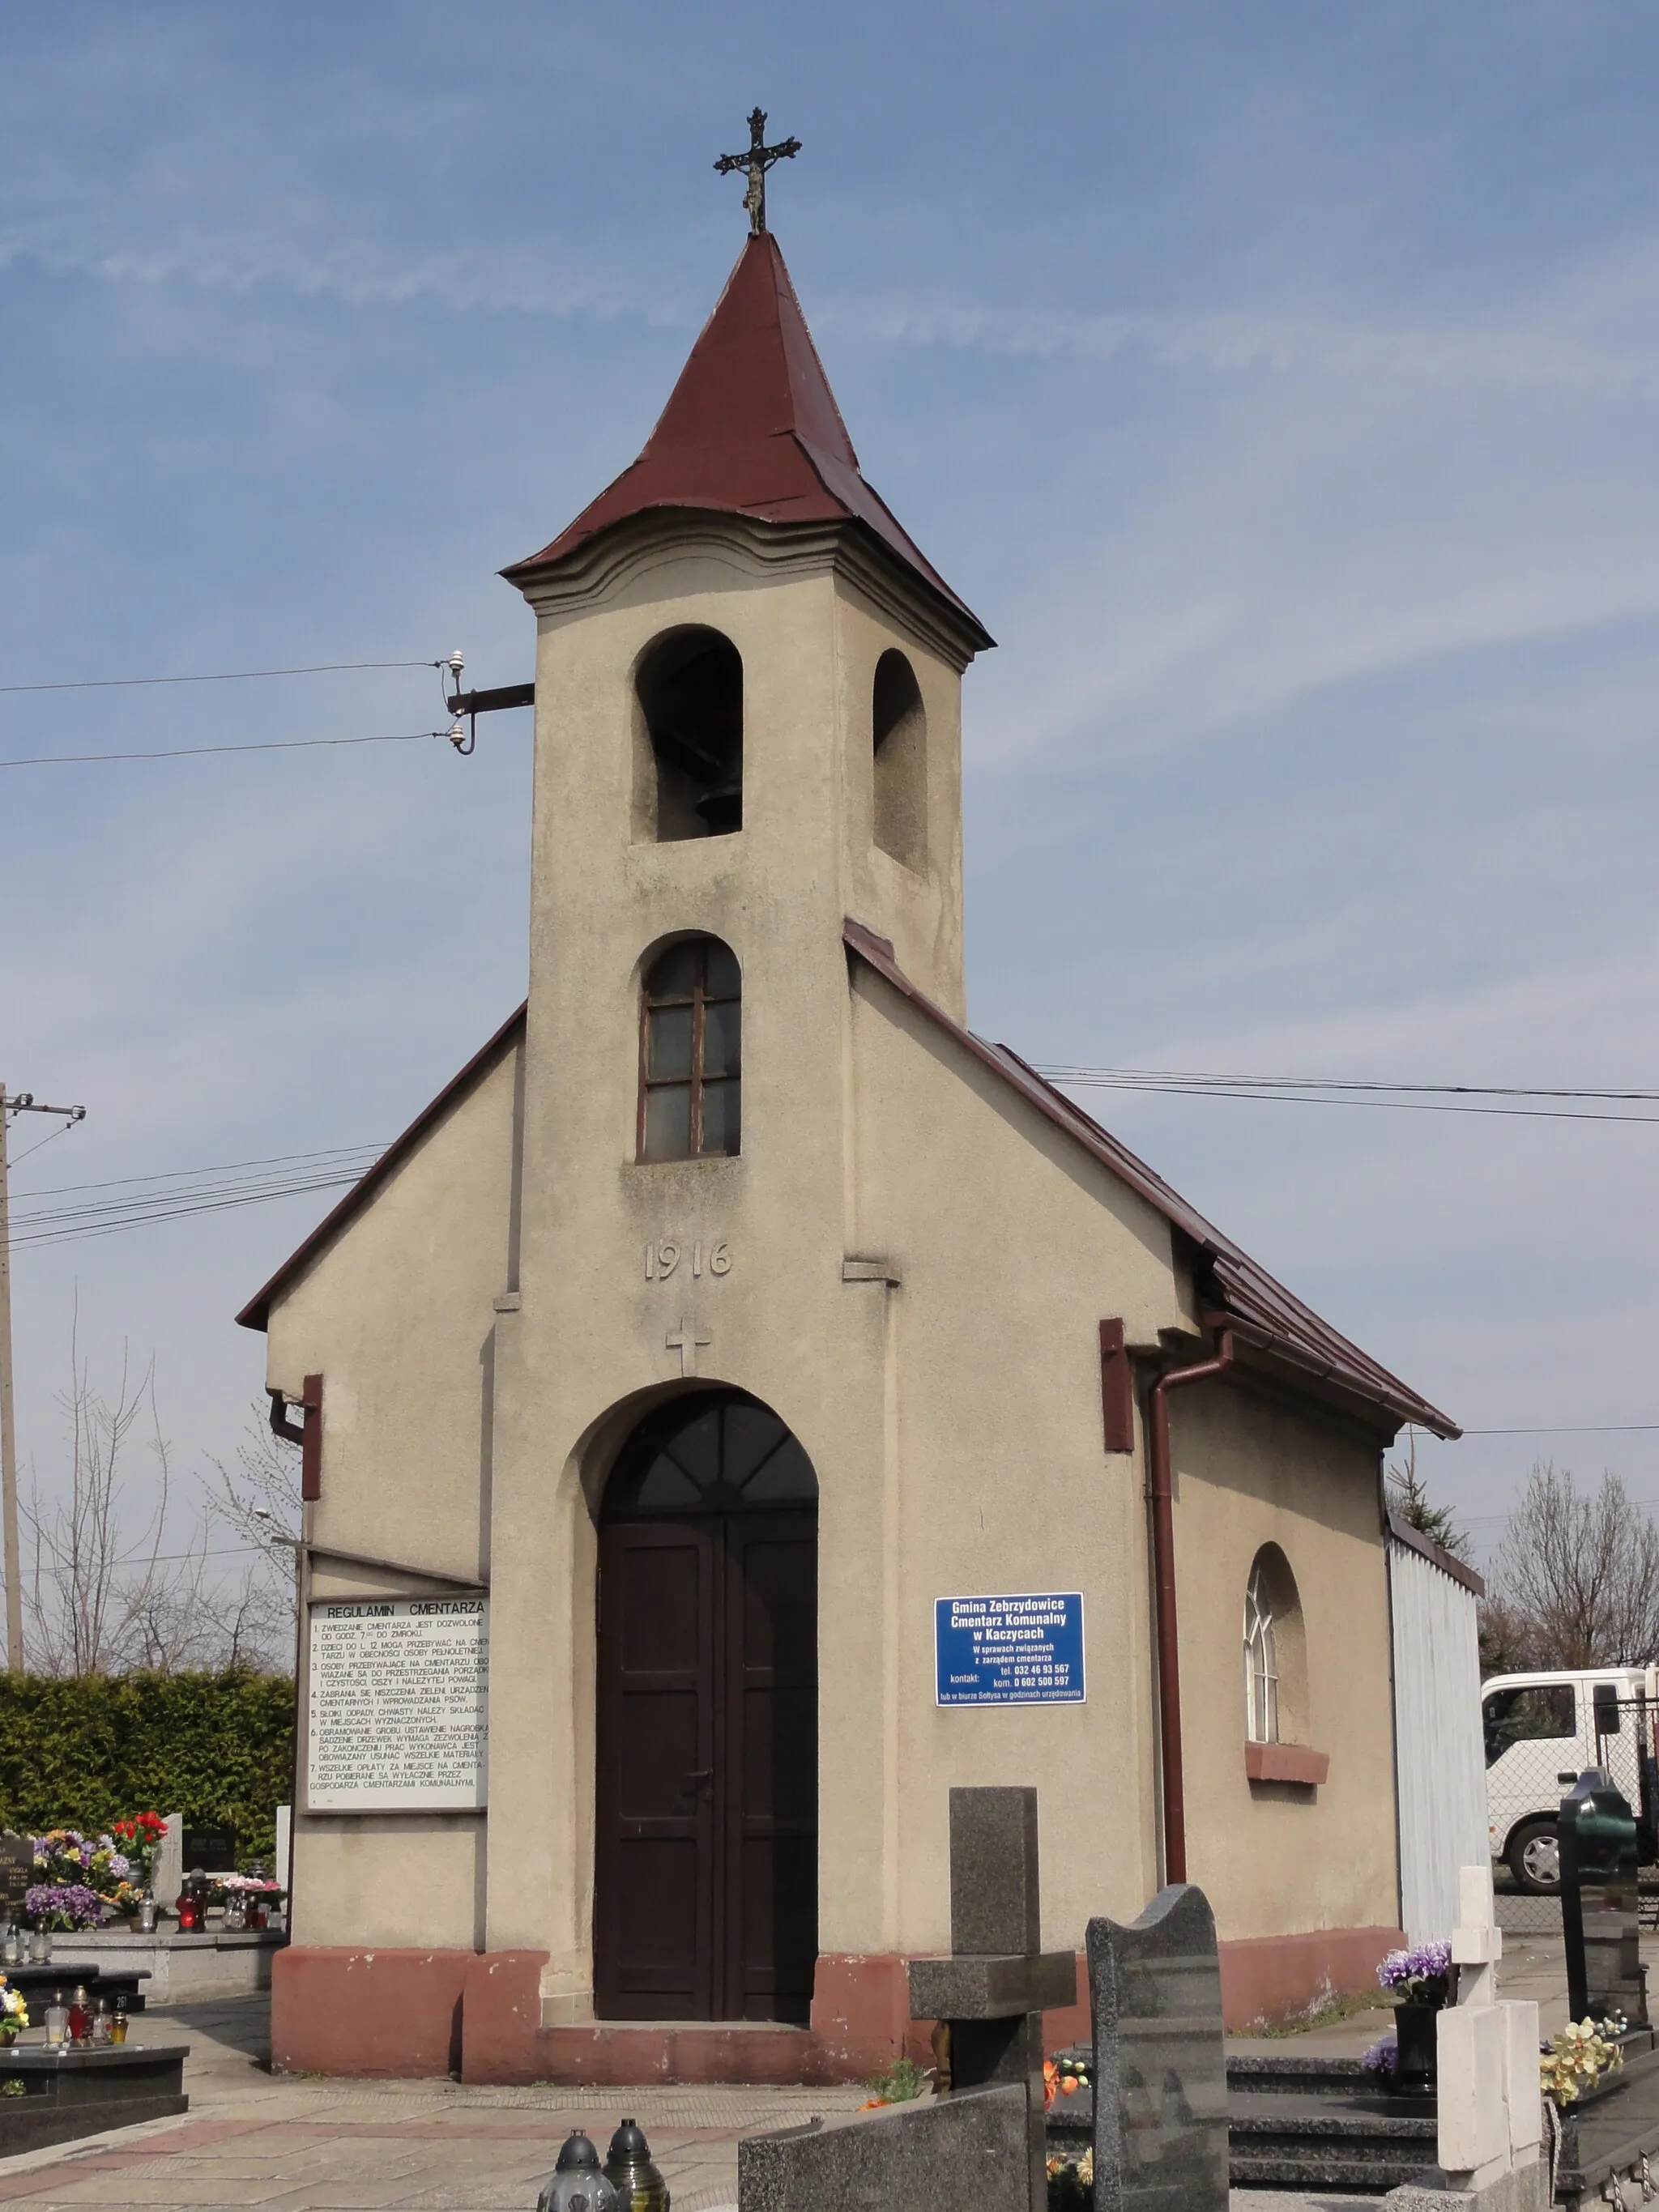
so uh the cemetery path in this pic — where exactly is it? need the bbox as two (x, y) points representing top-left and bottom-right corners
(0, 1997), (875, 2211)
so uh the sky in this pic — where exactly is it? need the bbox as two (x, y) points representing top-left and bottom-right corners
(4, 1), (1659, 1578)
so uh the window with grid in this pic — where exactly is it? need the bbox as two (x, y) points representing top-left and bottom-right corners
(1243, 1559), (1280, 1744)
(638, 937), (741, 1161)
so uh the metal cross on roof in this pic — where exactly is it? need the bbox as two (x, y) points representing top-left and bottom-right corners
(714, 107), (801, 237)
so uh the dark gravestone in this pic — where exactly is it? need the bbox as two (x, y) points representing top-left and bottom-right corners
(1560, 1769), (1649, 2027)
(0, 1834), (32, 1923)
(907, 1787), (1077, 2212)
(181, 1826), (237, 1871)
(0, 2041), (188, 2156)
(739, 2082), (1029, 2212)
(1087, 1884), (1229, 2212)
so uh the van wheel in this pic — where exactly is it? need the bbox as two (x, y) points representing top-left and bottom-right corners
(1508, 1820), (1561, 1894)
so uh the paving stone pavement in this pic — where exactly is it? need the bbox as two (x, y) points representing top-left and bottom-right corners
(0, 1998), (870, 2210)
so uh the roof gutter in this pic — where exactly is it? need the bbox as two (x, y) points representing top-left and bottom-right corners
(1148, 1330), (1235, 1886)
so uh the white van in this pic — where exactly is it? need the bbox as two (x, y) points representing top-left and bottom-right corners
(1482, 1666), (1657, 1891)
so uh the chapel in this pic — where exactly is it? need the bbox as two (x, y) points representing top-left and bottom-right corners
(238, 194), (1459, 2084)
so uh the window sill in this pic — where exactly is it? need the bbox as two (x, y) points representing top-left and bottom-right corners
(1245, 1741), (1330, 1787)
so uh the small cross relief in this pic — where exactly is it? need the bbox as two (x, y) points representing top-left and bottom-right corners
(665, 1318), (712, 1379)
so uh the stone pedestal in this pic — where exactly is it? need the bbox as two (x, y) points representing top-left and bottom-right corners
(0, 2042), (188, 2156)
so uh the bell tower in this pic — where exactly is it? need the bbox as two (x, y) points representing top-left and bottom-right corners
(501, 226), (993, 1029)
(483, 215), (994, 1999)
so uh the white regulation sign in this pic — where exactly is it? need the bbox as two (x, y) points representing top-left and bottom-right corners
(306, 1596), (489, 1810)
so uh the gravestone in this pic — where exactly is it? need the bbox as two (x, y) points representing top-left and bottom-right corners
(1559, 1770), (1648, 2027)
(0, 1834), (32, 1924)
(738, 2083), (1030, 2212)
(1085, 1884), (1229, 2212)
(151, 1813), (184, 1913)
(1434, 1861), (1545, 2201)
(181, 1826), (237, 1874)
(907, 1786), (1077, 2212)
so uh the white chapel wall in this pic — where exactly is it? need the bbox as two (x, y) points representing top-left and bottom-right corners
(265, 1030), (521, 1950)
(846, 961), (1192, 1956)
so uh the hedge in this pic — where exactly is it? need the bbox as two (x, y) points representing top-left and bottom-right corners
(0, 1672), (295, 1866)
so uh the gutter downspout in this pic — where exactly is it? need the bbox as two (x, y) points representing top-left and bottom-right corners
(1149, 1330), (1235, 1885)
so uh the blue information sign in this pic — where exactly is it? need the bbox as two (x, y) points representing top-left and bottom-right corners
(934, 1592), (1085, 1707)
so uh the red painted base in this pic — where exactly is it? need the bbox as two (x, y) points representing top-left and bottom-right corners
(271, 1926), (1399, 2081)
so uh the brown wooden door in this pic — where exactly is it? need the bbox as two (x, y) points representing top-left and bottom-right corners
(594, 1519), (719, 2018)
(725, 1509), (817, 2020)
(594, 1393), (817, 2023)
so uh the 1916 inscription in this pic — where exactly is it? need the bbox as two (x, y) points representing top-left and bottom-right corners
(645, 1239), (731, 1280)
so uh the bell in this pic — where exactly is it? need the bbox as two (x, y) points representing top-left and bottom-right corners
(537, 2130), (619, 2212)
(693, 776), (742, 833)
(603, 2116), (671, 2211)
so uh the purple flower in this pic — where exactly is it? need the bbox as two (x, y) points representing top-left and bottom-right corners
(1362, 2033), (1398, 2077)
(1378, 1941), (1452, 1993)
(23, 1883), (103, 1930)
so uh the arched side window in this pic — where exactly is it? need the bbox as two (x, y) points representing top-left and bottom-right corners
(1242, 1543), (1308, 1746)
(634, 628), (744, 842)
(872, 649), (927, 871)
(638, 936), (740, 1161)
(1243, 1561), (1279, 1743)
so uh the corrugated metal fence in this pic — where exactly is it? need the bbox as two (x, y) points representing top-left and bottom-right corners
(1388, 1516), (1489, 1945)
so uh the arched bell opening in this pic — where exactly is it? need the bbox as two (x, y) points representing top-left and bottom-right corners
(633, 627), (744, 841)
(592, 1388), (818, 2023)
(872, 647), (928, 871)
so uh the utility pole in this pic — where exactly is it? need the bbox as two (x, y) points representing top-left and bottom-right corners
(0, 1085), (86, 1672)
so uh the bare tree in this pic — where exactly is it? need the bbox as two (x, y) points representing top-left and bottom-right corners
(1486, 1462), (1659, 1669)
(203, 1403), (301, 1669)
(23, 1313), (226, 1675)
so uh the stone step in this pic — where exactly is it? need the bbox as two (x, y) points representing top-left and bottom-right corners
(1226, 2094), (1438, 2194)
(1227, 2052), (1373, 2099)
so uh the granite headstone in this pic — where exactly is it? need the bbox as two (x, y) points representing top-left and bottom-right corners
(906, 1787), (1077, 2212)
(0, 1833), (32, 1924)
(1559, 1769), (1648, 2027)
(1087, 1883), (1229, 2212)
(738, 2082), (1030, 2212)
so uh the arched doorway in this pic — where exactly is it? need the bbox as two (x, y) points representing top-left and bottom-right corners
(594, 1390), (818, 2023)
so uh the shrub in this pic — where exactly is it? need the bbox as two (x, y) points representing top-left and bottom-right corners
(0, 1672), (294, 1866)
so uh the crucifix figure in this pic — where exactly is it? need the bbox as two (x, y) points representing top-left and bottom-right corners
(714, 107), (801, 236)
(666, 1317), (711, 1378)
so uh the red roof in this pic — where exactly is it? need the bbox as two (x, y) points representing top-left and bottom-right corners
(502, 232), (992, 647)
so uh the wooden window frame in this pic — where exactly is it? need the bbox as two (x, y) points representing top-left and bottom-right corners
(637, 938), (741, 1161)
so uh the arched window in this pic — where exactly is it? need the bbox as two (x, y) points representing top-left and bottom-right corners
(872, 649), (927, 870)
(634, 627), (744, 842)
(638, 936), (740, 1161)
(1242, 1544), (1307, 1745)
(1243, 1559), (1279, 1743)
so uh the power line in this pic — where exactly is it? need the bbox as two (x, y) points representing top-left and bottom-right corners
(1458, 1425), (1659, 1437)
(1047, 1070), (1659, 1102)
(1, 728), (449, 769)
(17, 1144), (386, 1200)
(1038, 1067), (1659, 1126)
(11, 1166), (381, 1252)
(0, 658), (444, 697)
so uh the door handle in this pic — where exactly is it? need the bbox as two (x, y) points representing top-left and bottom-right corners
(679, 1768), (714, 1796)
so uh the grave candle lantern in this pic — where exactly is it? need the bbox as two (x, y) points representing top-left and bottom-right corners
(603, 2118), (669, 2211)
(536, 2130), (619, 2212)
